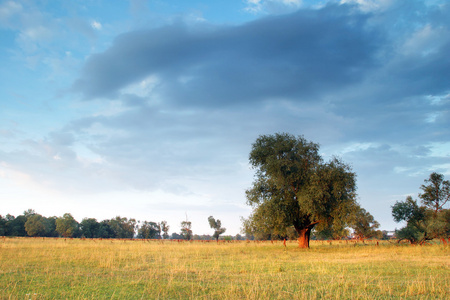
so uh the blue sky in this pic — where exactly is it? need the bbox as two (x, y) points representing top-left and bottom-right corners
(1, 0), (449, 236)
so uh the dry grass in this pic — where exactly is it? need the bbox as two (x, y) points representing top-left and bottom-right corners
(0, 237), (449, 299)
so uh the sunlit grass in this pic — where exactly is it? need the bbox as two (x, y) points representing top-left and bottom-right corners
(0, 237), (449, 299)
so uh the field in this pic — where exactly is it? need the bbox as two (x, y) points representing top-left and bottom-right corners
(0, 237), (449, 299)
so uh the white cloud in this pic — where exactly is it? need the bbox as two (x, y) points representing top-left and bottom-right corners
(340, 0), (394, 12)
(244, 0), (302, 14)
(91, 20), (102, 30)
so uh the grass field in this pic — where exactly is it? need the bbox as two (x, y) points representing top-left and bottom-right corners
(0, 237), (449, 299)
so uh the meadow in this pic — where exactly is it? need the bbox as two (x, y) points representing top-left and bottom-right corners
(0, 237), (449, 299)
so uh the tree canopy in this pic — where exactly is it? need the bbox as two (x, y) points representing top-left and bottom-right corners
(208, 216), (226, 241)
(392, 172), (450, 245)
(350, 205), (381, 240)
(137, 221), (160, 239)
(180, 220), (193, 240)
(55, 213), (79, 238)
(244, 133), (358, 248)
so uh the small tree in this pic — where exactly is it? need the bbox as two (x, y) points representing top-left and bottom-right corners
(419, 172), (449, 215)
(180, 220), (192, 241)
(208, 216), (226, 242)
(160, 221), (170, 239)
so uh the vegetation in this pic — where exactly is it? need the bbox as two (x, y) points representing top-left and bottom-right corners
(208, 216), (226, 242)
(0, 212), (170, 240)
(244, 133), (358, 248)
(180, 219), (193, 240)
(392, 172), (450, 245)
(137, 221), (160, 239)
(0, 238), (448, 299)
(350, 205), (381, 240)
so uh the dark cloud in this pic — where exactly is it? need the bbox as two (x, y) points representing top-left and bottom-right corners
(72, 3), (382, 106)
(70, 1), (450, 149)
(66, 1), (450, 198)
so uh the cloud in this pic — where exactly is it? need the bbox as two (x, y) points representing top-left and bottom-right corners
(72, 3), (381, 105)
(244, 0), (303, 14)
(66, 2), (449, 195)
(91, 21), (102, 30)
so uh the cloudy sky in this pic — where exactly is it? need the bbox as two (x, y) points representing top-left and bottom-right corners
(1, 0), (449, 235)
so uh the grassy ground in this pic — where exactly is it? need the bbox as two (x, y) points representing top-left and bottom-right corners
(0, 237), (449, 299)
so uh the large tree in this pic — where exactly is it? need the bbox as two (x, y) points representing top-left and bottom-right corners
(244, 133), (357, 248)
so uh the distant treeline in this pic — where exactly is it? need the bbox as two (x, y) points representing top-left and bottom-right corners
(0, 209), (246, 240)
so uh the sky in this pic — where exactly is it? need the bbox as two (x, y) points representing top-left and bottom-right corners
(0, 0), (449, 236)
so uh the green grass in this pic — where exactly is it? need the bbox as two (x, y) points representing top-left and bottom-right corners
(0, 237), (449, 299)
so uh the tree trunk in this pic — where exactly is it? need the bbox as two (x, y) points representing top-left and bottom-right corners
(294, 221), (319, 248)
(297, 228), (312, 248)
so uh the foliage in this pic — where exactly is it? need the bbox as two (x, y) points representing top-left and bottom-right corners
(392, 172), (450, 244)
(208, 216), (226, 241)
(312, 226), (350, 240)
(350, 205), (381, 240)
(0, 215), (6, 236)
(160, 221), (170, 239)
(170, 232), (184, 239)
(80, 218), (100, 238)
(1, 210), (169, 240)
(43, 216), (58, 237)
(137, 221), (160, 239)
(5, 214), (27, 236)
(25, 214), (46, 237)
(244, 133), (357, 247)
(180, 220), (192, 240)
(97, 220), (115, 238)
(419, 172), (449, 214)
(55, 213), (80, 238)
(108, 216), (137, 239)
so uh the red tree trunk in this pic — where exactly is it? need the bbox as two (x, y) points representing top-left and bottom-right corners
(295, 221), (319, 248)
(297, 228), (311, 248)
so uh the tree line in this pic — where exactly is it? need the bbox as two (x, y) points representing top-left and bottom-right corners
(0, 212), (233, 241)
(0, 212), (163, 239)
(1, 133), (448, 246)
